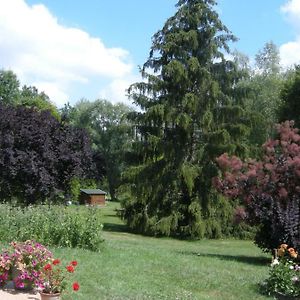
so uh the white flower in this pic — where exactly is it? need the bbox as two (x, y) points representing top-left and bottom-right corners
(292, 276), (299, 282)
(290, 265), (294, 270)
(271, 258), (280, 267)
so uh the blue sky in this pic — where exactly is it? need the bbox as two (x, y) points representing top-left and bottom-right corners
(1, 0), (300, 107)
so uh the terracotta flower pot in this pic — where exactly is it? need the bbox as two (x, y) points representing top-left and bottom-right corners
(39, 291), (61, 300)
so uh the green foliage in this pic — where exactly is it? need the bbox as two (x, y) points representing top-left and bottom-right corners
(19, 85), (60, 120)
(123, 0), (251, 238)
(255, 41), (281, 75)
(69, 177), (97, 203)
(0, 204), (104, 251)
(0, 69), (60, 118)
(0, 69), (20, 104)
(279, 65), (300, 129)
(233, 42), (284, 151)
(122, 192), (254, 239)
(68, 99), (134, 201)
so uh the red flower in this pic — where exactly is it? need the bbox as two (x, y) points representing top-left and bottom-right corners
(44, 263), (52, 271)
(52, 259), (60, 265)
(71, 260), (78, 266)
(66, 265), (75, 273)
(72, 282), (80, 291)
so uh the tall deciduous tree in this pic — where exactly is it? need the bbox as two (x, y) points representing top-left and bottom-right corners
(70, 99), (133, 201)
(122, 0), (250, 237)
(255, 41), (281, 75)
(0, 104), (95, 205)
(279, 66), (300, 129)
(234, 42), (284, 151)
(0, 69), (60, 118)
(20, 85), (60, 120)
(0, 70), (20, 104)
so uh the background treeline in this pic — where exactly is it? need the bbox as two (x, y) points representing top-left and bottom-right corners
(0, 0), (299, 240)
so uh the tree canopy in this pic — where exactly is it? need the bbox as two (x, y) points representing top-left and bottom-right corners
(279, 66), (300, 129)
(67, 99), (134, 201)
(0, 103), (95, 204)
(0, 69), (60, 119)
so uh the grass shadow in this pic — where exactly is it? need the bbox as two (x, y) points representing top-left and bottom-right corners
(103, 222), (129, 233)
(104, 214), (121, 218)
(178, 251), (270, 266)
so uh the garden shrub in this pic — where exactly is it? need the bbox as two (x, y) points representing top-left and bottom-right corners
(0, 204), (104, 251)
(262, 243), (300, 297)
(214, 121), (300, 252)
(0, 104), (95, 205)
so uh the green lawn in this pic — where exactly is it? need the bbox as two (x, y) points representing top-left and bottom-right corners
(49, 202), (273, 300)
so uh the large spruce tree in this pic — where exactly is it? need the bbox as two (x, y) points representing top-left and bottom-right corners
(123, 0), (250, 238)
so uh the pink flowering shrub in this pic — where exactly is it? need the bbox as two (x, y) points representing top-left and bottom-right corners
(214, 121), (300, 252)
(0, 240), (53, 289)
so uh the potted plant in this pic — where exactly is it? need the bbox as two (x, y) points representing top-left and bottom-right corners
(38, 258), (80, 300)
(10, 240), (53, 290)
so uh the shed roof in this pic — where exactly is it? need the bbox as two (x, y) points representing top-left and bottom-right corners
(80, 189), (107, 195)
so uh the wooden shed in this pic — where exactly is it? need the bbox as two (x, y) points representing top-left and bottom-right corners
(79, 189), (107, 206)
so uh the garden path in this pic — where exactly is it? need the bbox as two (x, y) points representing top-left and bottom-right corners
(0, 288), (39, 299)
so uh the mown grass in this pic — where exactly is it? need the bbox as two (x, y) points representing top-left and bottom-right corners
(47, 201), (273, 300)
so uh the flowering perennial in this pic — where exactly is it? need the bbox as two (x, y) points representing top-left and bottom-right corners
(0, 240), (80, 295)
(39, 258), (80, 294)
(263, 244), (300, 297)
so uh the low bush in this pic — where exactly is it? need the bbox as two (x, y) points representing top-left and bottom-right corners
(0, 204), (104, 251)
(262, 243), (300, 298)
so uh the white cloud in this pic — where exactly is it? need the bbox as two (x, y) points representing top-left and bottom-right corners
(0, 0), (135, 107)
(32, 81), (69, 107)
(99, 75), (142, 107)
(280, 38), (300, 67)
(280, 0), (300, 67)
(281, 0), (300, 28)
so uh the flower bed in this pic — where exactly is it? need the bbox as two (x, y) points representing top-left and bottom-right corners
(0, 240), (79, 296)
(263, 244), (300, 298)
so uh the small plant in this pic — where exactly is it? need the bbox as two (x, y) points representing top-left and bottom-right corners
(38, 259), (80, 295)
(11, 240), (53, 289)
(263, 244), (300, 297)
(0, 240), (53, 289)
